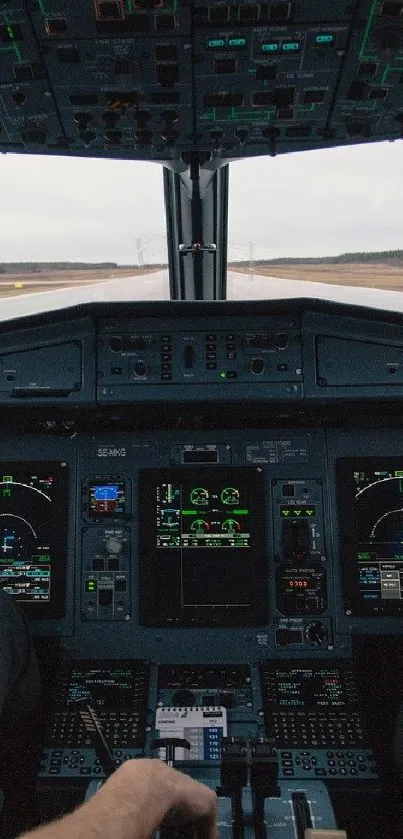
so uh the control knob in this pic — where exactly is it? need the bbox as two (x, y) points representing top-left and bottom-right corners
(304, 621), (328, 646)
(133, 361), (148, 378)
(105, 537), (123, 555)
(275, 333), (289, 350)
(109, 337), (123, 352)
(251, 358), (265, 375)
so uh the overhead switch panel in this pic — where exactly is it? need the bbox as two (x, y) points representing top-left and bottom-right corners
(0, 1), (402, 161)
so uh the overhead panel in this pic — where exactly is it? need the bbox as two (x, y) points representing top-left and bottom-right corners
(1, 2), (403, 161)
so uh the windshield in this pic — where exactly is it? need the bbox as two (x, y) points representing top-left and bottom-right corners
(1, 141), (403, 314)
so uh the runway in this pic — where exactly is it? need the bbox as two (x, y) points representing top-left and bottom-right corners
(2, 268), (403, 321)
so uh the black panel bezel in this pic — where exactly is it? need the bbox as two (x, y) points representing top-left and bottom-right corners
(139, 466), (268, 627)
(0, 461), (68, 618)
(337, 457), (403, 617)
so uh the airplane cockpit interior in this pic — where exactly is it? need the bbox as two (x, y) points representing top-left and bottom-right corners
(1, 2), (403, 837)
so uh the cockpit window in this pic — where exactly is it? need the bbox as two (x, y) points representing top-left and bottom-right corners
(2, 140), (403, 314)
(0, 153), (169, 314)
(228, 141), (403, 303)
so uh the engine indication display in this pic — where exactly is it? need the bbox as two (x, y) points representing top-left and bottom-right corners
(0, 462), (68, 616)
(157, 480), (250, 548)
(140, 467), (267, 627)
(338, 457), (403, 615)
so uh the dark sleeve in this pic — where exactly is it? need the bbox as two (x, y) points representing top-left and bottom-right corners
(0, 590), (41, 728)
(394, 702), (403, 776)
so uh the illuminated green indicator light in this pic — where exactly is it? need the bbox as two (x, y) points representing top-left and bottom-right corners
(182, 510), (197, 515)
(220, 372), (227, 378)
(315, 33), (335, 45)
(234, 509), (249, 515)
(282, 41), (301, 52)
(208, 38), (225, 48)
(86, 580), (97, 592)
(3, 476), (13, 482)
(358, 552), (371, 561)
(395, 471), (403, 477)
(280, 506), (316, 518)
(228, 38), (246, 47)
(7, 25), (15, 40)
(262, 42), (279, 52)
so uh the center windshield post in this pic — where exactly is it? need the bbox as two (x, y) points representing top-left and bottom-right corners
(164, 155), (229, 301)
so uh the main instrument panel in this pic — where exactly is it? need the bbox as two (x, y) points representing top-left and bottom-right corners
(1, 299), (403, 838)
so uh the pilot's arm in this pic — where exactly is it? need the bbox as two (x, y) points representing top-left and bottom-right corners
(17, 759), (218, 839)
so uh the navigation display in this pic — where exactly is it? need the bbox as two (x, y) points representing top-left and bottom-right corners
(337, 457), (403, 615)
(0, 462), (68, 616)
(139, 467), (267, 626)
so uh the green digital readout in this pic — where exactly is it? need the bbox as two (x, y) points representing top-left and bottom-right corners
(262, 41), (279, 52)
(85, 579), (97, 592)
(315, 33), (335, 45)
(280, 506), (316, 518)
(207, 38), (225, 49)
(228, 37), (247, 48)
(282, 41), (301, 52)
(207, 37), (247, 50)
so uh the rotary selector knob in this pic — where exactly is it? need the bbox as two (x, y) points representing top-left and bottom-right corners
(105, 537), (123, 554)
(251, 357), (265, 375)
(133, 361), (148, 378)
(109, 336), (123, 352)
(275, 333), (289, 350)
(305, 621), (328, 646)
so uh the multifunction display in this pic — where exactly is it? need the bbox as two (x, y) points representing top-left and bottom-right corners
(139, 467), (267, 626)
(0, 462), (68, 616)
(57, 661), (148, 709)
(338, 458), (403, 615)
(260, 661), (364, 748)
(46, 660), (149, 751)
(264, 665), (350, 709)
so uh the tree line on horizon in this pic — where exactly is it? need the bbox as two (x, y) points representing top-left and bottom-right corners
(0, 262), (162, 273)
(254, 249), (403, 265)
(1, 251), (403, 273)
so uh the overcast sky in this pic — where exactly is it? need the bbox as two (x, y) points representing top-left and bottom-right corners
(0, 139), (402, 263)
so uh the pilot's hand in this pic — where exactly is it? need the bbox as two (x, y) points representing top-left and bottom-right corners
(19, 759), (218, 839)
(92, 758), (218, 839)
